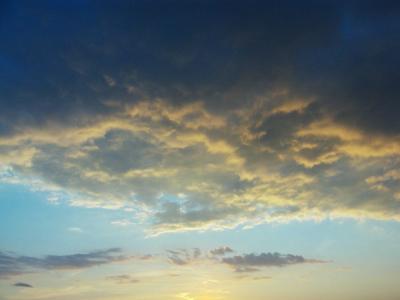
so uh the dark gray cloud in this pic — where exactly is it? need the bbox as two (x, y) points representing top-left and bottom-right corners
(13, 282), (33, 288)
(210, 246), (234, 256)
(0, 248), (129, 279)
(222, 252), (326, 272)
(0, 0), (398, 137)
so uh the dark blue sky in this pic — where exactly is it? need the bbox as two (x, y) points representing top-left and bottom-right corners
(0, 0), (399, 135)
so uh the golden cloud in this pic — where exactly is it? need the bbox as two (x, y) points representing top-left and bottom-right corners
(1, 98), (399, 233)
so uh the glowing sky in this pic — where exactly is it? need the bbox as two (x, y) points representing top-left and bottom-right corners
(1, 1), (400, 299)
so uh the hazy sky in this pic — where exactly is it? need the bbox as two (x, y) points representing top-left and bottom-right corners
(1, 1), (400, 299)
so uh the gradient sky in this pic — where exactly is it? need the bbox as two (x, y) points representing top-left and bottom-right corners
(1, 1), (400, 299)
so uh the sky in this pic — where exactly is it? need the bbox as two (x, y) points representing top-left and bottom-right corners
(1, 1), (400, 299)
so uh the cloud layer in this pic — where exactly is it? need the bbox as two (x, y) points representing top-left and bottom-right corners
(1, 97), (399, 233)
(0, 1), (399, 233)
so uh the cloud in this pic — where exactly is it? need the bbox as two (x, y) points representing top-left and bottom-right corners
(1, 246), (326, 279)
(1, 1), (398, 136)
(167, 249), (202, 266)
(2, 98), (400, 235)
(0, 248), (130, 278)
(67, 227), (83, 233)
(164, 247), (326, 274)
(222, 252), (326, 272)
(110, 219), (133, 227)
(106, 274), (140, 284)
(13, 282), (33, 288)
(0, 1), (399, 233)
(168, 255), (188, 266)
(210, 246), (234, 256)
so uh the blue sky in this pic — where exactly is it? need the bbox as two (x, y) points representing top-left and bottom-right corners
(2, 181), (400, 299)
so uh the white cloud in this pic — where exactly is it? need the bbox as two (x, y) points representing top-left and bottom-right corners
(111, 219), (133, 227)
(67, 227), (83, 233)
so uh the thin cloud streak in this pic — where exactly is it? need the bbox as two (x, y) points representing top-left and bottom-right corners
(0, 248), (130, 278)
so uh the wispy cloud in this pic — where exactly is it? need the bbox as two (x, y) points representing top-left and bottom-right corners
(106, 274), (140, 284)
(0, 248), (130, 278)
(110, 219), (133, 227)
(221, 252), (327, 272)
(167, 248), (202, 266)
(165, 247), (327, 273)
(67, 227), (83, 233)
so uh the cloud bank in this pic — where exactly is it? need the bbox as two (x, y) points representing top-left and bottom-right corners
(0, 1), (399, 233)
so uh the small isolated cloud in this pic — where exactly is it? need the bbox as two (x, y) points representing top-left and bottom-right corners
(222, 252), (326, 272)
(210, 246), (234, 256)
(110, 219), (133, 227)
(13, 282), (33, 288)
(67, 227), (83, 233)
